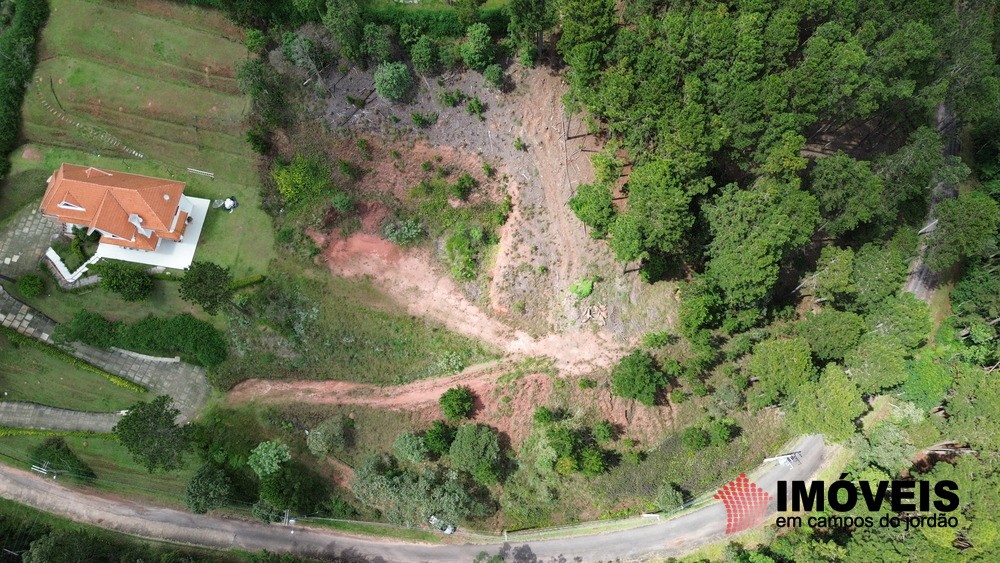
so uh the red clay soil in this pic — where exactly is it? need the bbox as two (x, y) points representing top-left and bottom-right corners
(306, 228), (625, 375)
(228, 361), (551, 447)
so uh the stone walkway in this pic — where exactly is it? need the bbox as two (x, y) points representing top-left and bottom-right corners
(0, 287), (211, 430)
(0, 403), (120, 433)
(0, 205), (61, 277)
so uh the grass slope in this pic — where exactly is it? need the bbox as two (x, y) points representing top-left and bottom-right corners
(0, 332), (149, 412)
(8, 0), (274, 277)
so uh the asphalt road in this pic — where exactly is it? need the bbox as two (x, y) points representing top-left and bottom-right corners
(0, 435), (829, 562)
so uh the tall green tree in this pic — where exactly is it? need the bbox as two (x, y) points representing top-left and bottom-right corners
(179, 261), (234, 315)
(844, 335), (908, 395)
(705, 180), (819, 307)
(798, 309), (865, 362)
(746, 337), (815, 406)
(610, 350), (664, 406)
(569, 182), (615, 238)
(449, 424), (502, 485)
(799, 246), (855, 305)
(248, 441), (291, 478)
(112, 396), (189, 473)
(323, 0), (367, 63)
(788, 364), (865, 442)
(926, 191), (1000, 272)
(610, 159), (713, 261)
(508, 0), (556, 53)
(185, 463), (232, 514)
(809, 152), (884, 236)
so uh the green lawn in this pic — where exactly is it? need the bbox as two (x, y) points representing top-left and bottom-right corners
(0, 333), (149, 412)
(3, 0), (275, 278)
(0, 434), (196, 508)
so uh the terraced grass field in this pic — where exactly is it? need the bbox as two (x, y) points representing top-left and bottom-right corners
(8, 0), (274, 277)
(0, 332), (150, 412)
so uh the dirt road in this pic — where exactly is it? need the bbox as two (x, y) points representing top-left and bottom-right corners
(903, 103), (959, 302)
(0, 435), (829, 562)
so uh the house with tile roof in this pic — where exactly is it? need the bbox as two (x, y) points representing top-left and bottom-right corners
(40, 163), (211, 271)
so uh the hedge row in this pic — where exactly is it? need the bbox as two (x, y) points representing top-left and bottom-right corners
(0, 0), (49, 179)
(0, 426), (107, 438)
(55, 310), (228, 368)
(230, 273), (267, 290)
(0, 325), (147, 393)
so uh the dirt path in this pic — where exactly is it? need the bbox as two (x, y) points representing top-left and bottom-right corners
(309, 230), (626, 375)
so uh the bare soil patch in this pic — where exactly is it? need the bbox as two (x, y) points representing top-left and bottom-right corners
(20, 146), (42, 161)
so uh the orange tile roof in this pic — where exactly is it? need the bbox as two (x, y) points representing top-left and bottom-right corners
(40, 163), (187, 250)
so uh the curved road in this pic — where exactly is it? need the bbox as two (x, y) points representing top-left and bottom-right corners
(0, 435), (829, 562)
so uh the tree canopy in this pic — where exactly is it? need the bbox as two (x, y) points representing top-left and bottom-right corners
(112, 396), (189, 473)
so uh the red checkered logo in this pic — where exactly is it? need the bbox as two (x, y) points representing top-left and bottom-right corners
(714, 473), (771, 534)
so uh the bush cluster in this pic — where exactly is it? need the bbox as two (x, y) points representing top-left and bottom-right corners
(55, 310), (228, 367)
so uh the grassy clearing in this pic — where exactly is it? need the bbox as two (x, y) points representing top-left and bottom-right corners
(0, 434), (196, 507)
(0, 332), (149, 412)
(262, 402), (427, 468)
(215, 257), (496, 388)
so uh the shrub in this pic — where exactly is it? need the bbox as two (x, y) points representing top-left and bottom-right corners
(410, 35), (437, 75)
(331, 191), (354, 214)
(592, 420), (614, 443)
(579, 446), (606, 476)
(445, 225), (484, 280)
(642, 331), (673, 348)
(680, 427), (710, 452)
(570, 182), (615, 238)
(245, 28), (267, 54)
(96, 261), (154, 302)
(483, 64), (504, 90)
(449, 423), (501, 485)
(439, 386), (475, 421)
(272, 154), (330, 204)
(382, 218), (424, 245)
(185, 463), (231, 514)
(374, 62), (412, 102)
(465, 96), (485, 120)
(307, 417), (352, 457)
(611, 351), (664, 406)
(393, 431), (427, 463)
(461, 23), (493, 70)
(29, 437), (95, 482)
(451, 173), (477, 199)
(669, 388), (687, 404)
(440, 89), (466, 107)
(656, 482), (684, 512)
(423, 420), (456, 455)
(708, 419), (736, 446)
(568, 277), (595, 298)
(16, 273), (44, 298)
(533, 406), (555, 424)
(578, 377), (597, 389)
(513, 137), (526, 151)
(246, 125), (270, 154)
(411, 111), (438, 128)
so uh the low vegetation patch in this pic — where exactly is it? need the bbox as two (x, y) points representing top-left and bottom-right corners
(54, 310), (228, 368)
